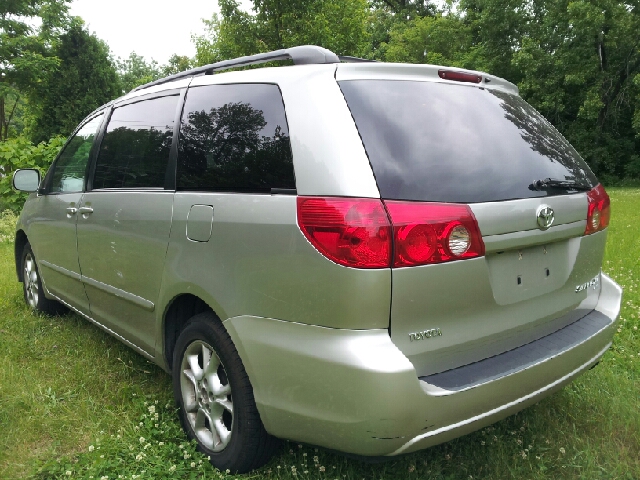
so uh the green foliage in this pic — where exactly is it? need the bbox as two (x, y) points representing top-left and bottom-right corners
(253, 0), (370, 54)
(370, 0), (436, 17)
(0, 0), (70, 140)
(0, 135), (65, 212)
(161, 54), (194, 77)
(116, 52), (162, 94)
(365, 0), (438, 60)
(193, 0), (259, 64)
(193, 0), (370, 65)
(457, 0), (526, 81)
(509, 0), (640, 180)
(29, 19), (120, 144)
(0, 210), (18, 243)
(635, 74), (640, 137)
(115, 52), (192, 94)
(383, 14), (477, 68)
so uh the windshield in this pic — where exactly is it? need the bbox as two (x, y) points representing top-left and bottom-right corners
(339, 80), (597, 203)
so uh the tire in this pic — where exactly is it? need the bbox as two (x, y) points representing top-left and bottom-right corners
(172, 312), (279, 473)
(21, 242), (67, 315)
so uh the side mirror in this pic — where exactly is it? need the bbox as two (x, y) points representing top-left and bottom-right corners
(13, 169), (41, 193)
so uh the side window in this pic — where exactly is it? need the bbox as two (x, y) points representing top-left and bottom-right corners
(177, 83), (295, 193)
(49, 114), (104, 193)
(93, 95), (178, 189)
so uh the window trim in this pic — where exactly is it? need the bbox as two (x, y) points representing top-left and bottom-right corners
(166, 88), (188, 190)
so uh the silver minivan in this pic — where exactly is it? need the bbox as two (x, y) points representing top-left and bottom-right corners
(13, 46), (622, 473)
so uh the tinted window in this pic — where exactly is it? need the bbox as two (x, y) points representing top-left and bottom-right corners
(50, 114), (103, 193)
(339, 80), (597, 203)
(93, 95), (178, 189)
(177, 84), (294, 193)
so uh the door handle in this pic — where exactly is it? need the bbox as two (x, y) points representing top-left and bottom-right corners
(66, 207), (77, 215)
(78, 206), (94, 215)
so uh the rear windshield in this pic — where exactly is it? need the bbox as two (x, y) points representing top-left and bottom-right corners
(339, 80), (597, 203)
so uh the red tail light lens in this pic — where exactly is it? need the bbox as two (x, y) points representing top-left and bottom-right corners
(438, 70), (482, 84)
(384, 201), (485, 267)
(585, 184), (610, 235)
(297, 197), (392, 268)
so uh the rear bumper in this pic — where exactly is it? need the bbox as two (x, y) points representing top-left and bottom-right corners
(223, 273), (622, 456)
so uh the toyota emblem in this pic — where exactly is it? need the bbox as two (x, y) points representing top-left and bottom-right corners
(536, 205), (555, 230)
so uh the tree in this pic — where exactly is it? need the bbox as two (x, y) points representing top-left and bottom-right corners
(193, 0), (370, 65)
(382, 13), (478, 68)
(161, 54), (194, 76)
(458, 0), (527, 82)
(509, 0), (640, 179)
(30, 19), (120, 144)
(0, 135), (65, 211)
(370, 0), (435, 18)
(0, 0), (70, 141)
(116, 52), (161, 93)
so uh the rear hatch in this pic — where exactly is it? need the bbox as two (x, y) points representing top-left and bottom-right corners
(338, 68), (609, 377)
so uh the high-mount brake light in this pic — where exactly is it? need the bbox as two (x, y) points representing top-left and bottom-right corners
(384, 201), (485, 267)
(297, 197), (392, 268)
(585, 184), (610, 235)
(438, 70), (482, 84)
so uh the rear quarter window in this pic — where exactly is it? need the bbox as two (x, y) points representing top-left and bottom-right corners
(177, 83), (295, 193)
(339, 80), (597, 203)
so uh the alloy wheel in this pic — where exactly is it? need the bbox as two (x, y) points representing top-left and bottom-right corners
(180, 340), (234, 452)
(24, 252), (39, 308)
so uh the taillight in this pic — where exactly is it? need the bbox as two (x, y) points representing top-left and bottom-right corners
(297, 197), (485, 268)
(438, 70), (482, 84)
(585, 184), (610, 235)
(297, 197), (392, 268)
(384, 201), (485, 267)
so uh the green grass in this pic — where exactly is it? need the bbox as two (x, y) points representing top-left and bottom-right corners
(0, 189), (638, 480)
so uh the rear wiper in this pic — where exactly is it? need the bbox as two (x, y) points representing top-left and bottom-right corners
(529, 177), (592, 191)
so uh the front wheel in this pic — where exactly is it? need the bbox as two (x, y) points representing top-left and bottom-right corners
(21, 243), (66, 315)
(172, 312), (279, 473)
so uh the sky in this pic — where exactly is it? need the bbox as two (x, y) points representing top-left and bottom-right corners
(69, 0), (253, 65)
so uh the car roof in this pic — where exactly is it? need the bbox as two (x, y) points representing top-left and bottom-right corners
(84, 45), (519, 121)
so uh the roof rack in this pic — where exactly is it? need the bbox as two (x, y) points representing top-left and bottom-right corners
(338, 55), (376, 63)
(133, 45), (341, 92)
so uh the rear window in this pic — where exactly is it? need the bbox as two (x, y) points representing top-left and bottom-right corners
(339, 80), (597, 203)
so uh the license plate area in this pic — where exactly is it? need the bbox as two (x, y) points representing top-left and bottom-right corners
(486, 241), (573, 305)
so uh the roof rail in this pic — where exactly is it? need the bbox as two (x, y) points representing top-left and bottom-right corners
(133, 45), (340, 92)
(338, 55), (377, 63)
